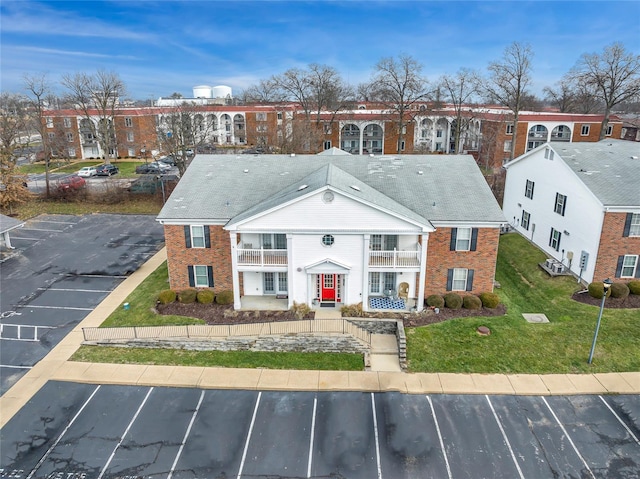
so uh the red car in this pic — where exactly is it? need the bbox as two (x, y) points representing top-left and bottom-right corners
(57, 175), (86, 191)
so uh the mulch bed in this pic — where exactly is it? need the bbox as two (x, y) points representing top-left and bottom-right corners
(158, 292), (639, 328)
(157, 301), (507, 328)
(571, 291), (640, 309)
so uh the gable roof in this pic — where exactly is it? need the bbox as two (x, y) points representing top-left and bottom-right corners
(227, 163), (432, 228)
(317, 147), (351, 156)
(157, 154), (505, 225)
(507, 140), (640, 207)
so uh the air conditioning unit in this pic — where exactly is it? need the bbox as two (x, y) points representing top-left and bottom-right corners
(551, 263), (565, 274)
(545, 258), (555, 269)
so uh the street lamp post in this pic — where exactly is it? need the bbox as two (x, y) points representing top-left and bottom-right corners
(588, 278), (612, 364)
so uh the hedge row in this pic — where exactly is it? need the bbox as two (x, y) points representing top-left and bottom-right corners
(157, 289), (233, 305)
(587, 280), (640, 299)
(425, 292), (501, 310)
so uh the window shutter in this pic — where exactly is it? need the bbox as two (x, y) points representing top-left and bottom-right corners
(466, 269), (474, 291)
(184, 225), (191, 248)
(470, 228), (478, 251)
(623, 213), (632, 237)
(450, 229), (458, 251)
(636, 263), (640, 279)
(615, 256), (624, 278)
(561, 197), (567, 216)
(188, 265), (195, 287)
(446, 269), (453, 291)
(549, 229), (553, 247)
(204, 226), (211, 248)
(207, 266), (214, 287)
(531, 182), (534, 198)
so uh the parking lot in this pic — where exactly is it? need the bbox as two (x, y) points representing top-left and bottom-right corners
(0, 214), (164, 395)
(1, 382), (638, 478)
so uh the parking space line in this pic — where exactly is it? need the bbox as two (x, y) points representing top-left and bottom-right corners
(42, 288), (113, 293)
(98, 387), (154, 479)
(486, 395), (525, 479)
(19, 228), (67, 232)
(542, 396), (595, 479)
(106, 243), (160, 247)
(306, 395), (317, 478)
(30, 220), (78, 224)
(26, 385), (101, 479)
(370, 393), (382, 479)
(599, 395), (640, 446)
(73, 274), (128, 279)
(427, 396), (452, 479)
(168, 390), (205, 479)
(8, 237), (40, 241)
(237, 391), (262, 479)
(0, 364), (33, 369)
(24, 305), (94, 311)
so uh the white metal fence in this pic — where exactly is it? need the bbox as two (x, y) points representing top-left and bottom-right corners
(83, 319), (371, 345)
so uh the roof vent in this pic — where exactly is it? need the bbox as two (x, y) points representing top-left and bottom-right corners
(298, 184), (308, 191)
(350, 185), (361, 191)
(631, 156), (639, 160)
(290, 153), (296, 157)
(418, 170), (423, 175)
(243, 169), (249, 173)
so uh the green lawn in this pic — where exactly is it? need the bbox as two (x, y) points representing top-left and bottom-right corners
(7, 197), (162, 219)
(19, 160), (144, 177)
(406, 233), (640, 374)
(71, 232), (639, 374)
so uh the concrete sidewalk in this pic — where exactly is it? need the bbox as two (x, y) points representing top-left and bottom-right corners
(2, 247), (639, 429)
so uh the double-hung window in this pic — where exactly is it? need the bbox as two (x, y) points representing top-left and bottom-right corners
(623, 213), (640, 237)
(581, 125), (590, 136)
(554, 193), (567, 216)
(549, 228), (562, 251)
(450, 228), (478, 251)
(616, 255), (638, 278)
(185, 225), (210, 248)
(525, 180), (534, 199)
(447, 268), (474, 291)
(521, 210), (531, 230)
(188, 265), (213, 287)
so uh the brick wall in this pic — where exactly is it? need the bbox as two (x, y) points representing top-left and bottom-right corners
(424, 227), (500, 295)
(164, 224), (234, 292)
(593, 212), (640, 281)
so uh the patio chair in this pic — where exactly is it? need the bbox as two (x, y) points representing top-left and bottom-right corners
(398, 282), (409, 300)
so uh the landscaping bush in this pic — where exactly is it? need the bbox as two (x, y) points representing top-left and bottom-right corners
(479, 292), (501, 309)
(215, 290), (234, 305)
(609, 282), (630, 299)
(340, 303), (363, 317)
(628, 280), (640, 295)
(157, 289), (177, 304)
(425, 294), (445, 309)
(587, 282), (612, 299)
(178, 288), (197, 303)
(463, 295), (483, 310)
(196, 290), (215, 304)
(291, 301), (311, 319)
(443, 293), (463, 309)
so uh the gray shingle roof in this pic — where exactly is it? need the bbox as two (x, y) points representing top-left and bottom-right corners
(551, 140), (640, 207)
(157, 154), (505, 225)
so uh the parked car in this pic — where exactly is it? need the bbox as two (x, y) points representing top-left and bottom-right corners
(77, 166), (98, 177)
(157, 155), (176, 166)
(150, 161), (172, 171)
(135, 161), (171, 174)
(57, 175), (86, 191)
(95, 164), (119, 176)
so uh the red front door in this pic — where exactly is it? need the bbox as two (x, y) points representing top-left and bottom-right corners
(321, 274), (336, 301)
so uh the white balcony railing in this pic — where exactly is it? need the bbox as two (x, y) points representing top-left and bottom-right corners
(369, 244), (421, 268)
(238, 248), (287, 266)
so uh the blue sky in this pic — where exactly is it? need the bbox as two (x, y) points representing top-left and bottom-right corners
(1, 1), (639, 101)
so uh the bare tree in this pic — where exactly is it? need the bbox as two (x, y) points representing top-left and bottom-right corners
(569, 42), (640, 139)
(23, 73), (56, 197)
(241, 78), (285, 103)
(0, 93), (30, 212)
(61, 70), (126, 161)
(484, 42), (533, 160)
(439, 68), (480, 153)
(156, 103), (217, 175)
(367, 55), (430, 153)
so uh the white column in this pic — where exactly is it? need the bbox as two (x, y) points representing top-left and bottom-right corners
(362, 234), (370, 312)
(229, 232), (241, 310)
(2, 231), (14, 249)
(417, 233), (428, 312)
(287, 234), (294, 309)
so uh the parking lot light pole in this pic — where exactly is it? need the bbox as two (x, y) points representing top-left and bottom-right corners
(588, 278), (612, 364)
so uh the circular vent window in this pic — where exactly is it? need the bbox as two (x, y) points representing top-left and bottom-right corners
(322, 191), (335, 203)
(322, 234), (335, 247)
